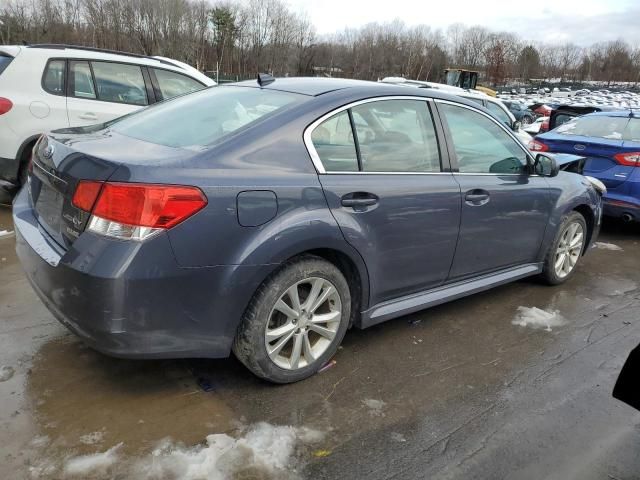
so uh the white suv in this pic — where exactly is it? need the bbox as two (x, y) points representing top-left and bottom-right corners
(0, 44), (215, 195)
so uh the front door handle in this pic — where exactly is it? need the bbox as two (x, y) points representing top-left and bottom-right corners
(78, 113), (98, 121)
(341, 192), (379, 209)
(465, 189), (490, 206)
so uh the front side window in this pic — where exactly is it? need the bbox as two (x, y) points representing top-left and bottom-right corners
(153, 68), (205, 100)
(440, 103), (528, 174)
(71, 61), (96, 99)
(42, 60), (65, 95)
(486, 101), (512, 126)
(91, 62), (148, 106)
(311, 111), (359, 172)
(351, 100), (440, 172)
(556, 115), (630, 140)
(112, 86), (304, 149)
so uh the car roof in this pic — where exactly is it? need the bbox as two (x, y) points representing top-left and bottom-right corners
(229, 77), (489, 108)
(585, 110), (636, 118)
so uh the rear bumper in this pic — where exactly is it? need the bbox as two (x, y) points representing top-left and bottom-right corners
(603, 194), (640, 221)
(13, 188), (270, 359)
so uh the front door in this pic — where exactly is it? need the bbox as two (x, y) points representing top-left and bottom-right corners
(309, 98), (461, 305)
(436, 101), (554, 280)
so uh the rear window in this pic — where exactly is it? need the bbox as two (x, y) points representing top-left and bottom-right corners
(111, 86), (305, 148)
(556, 115), (629, 140)
(0, 54), (13, 75)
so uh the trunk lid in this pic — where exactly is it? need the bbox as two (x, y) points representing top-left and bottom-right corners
(540, 134), (631, 189)
(29, 126), (198, 249)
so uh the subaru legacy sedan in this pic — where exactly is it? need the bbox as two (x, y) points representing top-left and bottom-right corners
(14, 77), (603, 383)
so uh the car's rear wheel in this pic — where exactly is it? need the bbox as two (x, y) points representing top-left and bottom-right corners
(233, 255), (351, 383)
(541, 212), (587, 285)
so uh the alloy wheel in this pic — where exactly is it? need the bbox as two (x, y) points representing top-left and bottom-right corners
(554, 221), (584, 279)
(265, 277), (342, 370)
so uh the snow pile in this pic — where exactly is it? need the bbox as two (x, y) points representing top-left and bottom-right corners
(594, 242), (623, 251)
(0, 229), (14, 239)
(79, 431), (105, 446)
(64, 443), (122, 477)
(512, 307), (566, 332)
(134, 423), (323, 480)
(0, 365), (15, 382)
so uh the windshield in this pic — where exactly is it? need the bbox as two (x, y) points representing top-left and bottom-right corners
(0, 54), (13, 75)
(555, 115), (630, 140)
(111, 86), (306, 148)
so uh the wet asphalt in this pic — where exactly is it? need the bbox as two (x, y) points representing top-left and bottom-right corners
(1, 204), (639, 479)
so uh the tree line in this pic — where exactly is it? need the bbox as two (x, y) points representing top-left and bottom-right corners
(1, 0), (639, 86)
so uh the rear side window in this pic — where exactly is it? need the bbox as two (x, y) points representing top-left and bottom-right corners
(153, 68), (204, 100)
(71, 61), (96, 99)
(0, 54), (13, 75)
(556, 115), (630, 140)
(42, 60), (65, 95)
(352, 100), (440, 172)
(625, 119), (640, 142)
(92, 62), (148, 106)
(112, 86), (304, 148)
(311, 111), (359, 172)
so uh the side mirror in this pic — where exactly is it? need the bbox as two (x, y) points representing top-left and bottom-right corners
(534, 153), (559, 177)
(512, 120), (522, 131)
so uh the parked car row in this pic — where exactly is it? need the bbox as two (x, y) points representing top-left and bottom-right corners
(0, 44), (215, 197)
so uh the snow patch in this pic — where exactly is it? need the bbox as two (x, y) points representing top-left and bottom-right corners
(512, 307), (566, 332)
(64, 443), (122, 477)
(594, 242), (623, 251)
(362, 399), (386, 416)
(79, 430), (105, 445)
(0, 229), (14, 238)
(133, 422), (322, 479)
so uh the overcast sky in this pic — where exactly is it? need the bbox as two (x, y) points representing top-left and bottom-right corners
(286, 0), (640, 46)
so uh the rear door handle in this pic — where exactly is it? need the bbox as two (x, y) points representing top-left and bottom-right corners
(465, 189), (490, 205)
(78, 113), (98, 121)
(341, 192), (379, 208)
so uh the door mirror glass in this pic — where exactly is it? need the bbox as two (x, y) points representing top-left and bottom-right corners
(534, 153), (559, 177)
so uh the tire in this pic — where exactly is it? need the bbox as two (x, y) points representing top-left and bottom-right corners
(521, 115), (533, 125)
(233, 255), (351, 383)
(541, 211), (587, 285)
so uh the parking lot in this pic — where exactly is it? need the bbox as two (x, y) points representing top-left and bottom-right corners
(1, 204), (639, 479)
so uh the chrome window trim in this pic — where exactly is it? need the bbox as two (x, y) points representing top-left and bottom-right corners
(434, 98), (536, 170)
(303, 95), (441, 175)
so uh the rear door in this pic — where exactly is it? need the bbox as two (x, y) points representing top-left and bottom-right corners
(436, 100), (553, 280)
(66, 60), (149, 127)
(308, 97), (461, 305)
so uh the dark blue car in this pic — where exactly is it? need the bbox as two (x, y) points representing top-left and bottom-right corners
(13, 77), (603, 383)
(532, 111), (640, 222)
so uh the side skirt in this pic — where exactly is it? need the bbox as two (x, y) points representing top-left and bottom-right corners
(359, 263), (543, 328)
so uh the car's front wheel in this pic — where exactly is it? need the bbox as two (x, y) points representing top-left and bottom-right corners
(233, 255), (351, 383)
(541, 211), (587, 285)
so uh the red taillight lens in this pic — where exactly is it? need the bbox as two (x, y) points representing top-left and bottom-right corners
(529, 140), (549, 152)
(91, 183), (207, 229)
(614, 152), (640, 167)
(540, 119), (549, 132)
(0, 97), (13, 115)
(72, 180), (104, 211)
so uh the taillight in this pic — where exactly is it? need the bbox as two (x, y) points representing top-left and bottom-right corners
(614, 152), (640, 167)
(540, 118), (549, 132)
(73, 181), (207, 241)
(0, 97), (12, 115)
(72, 180), (104, 211)
(529, 140), (549, 152)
